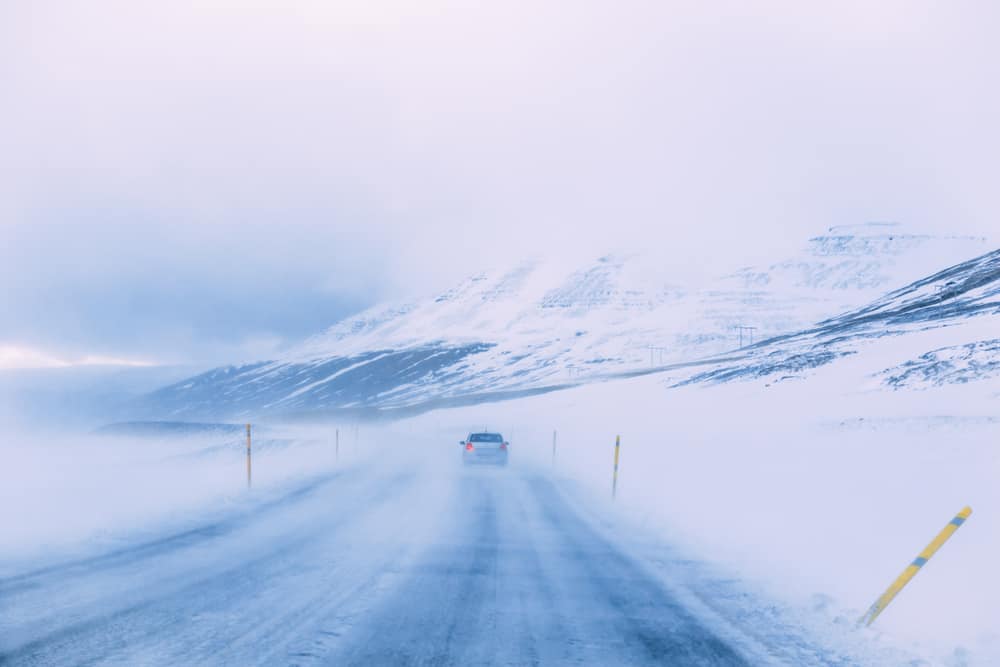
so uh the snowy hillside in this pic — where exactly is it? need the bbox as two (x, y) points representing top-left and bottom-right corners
(880, 339), (1000, 389)
(138, 224), (990, 420)
(678, 247), (1000, 388)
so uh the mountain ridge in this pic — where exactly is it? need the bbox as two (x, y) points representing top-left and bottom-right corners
(135, 224), (993, 420)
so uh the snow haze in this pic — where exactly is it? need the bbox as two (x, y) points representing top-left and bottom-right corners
(2, 5), (1000, 665)
(3, 1), (999, 364)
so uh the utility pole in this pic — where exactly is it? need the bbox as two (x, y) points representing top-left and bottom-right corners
(246, 423), (252, 489)
(735, 325), (757, 349)
(611, 435), (621, 500)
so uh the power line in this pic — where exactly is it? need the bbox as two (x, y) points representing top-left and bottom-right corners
(648, 345), (668, 367)
(735, 325), (757, 349)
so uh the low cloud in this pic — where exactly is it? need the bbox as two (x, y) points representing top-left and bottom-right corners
(0, 344), (157, 370)
(2, 0), (997, 364)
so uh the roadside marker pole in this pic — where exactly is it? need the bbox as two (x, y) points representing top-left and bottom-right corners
(246, 423), (252, 489)
(611, 435), (621, 500)
(552, 430), (557, 469)
(335, 428), (340, 464)
(859, 506), (973, 627)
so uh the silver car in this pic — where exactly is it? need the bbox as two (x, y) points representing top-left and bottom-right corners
(460, 432), (509, 466)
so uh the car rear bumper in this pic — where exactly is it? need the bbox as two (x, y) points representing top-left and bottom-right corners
(462, 451), (508, 465)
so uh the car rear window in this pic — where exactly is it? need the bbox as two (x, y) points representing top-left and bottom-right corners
(469, 433), (503, 442)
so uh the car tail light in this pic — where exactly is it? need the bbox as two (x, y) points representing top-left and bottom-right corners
(500, 442), (508, 450)
(465, 442), (474, 451)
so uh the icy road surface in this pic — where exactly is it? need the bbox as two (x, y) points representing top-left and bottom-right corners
(0, 463), (843, 666)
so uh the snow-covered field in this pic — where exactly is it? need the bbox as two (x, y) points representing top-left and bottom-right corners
(4, 231), (998, 664)
(4, 335), (997, 664)
(0, 425), (368, 568)
(405, 370), (998, 665)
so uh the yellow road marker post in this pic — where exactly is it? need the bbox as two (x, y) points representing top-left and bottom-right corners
(246, 423), (252, 489)
(859, 506), (972, 627)
(611, 435), (621, 499)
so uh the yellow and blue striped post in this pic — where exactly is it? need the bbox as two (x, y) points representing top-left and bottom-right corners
(859, 506), (972, 627)
(611, 435), (621, 499)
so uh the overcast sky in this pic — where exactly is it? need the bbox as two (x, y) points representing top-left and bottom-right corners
(2, 1), (998, 367)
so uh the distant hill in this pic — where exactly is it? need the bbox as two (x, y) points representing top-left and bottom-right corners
(133, 224), (991, 420)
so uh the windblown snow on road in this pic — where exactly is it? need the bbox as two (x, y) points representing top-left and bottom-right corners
(0, 456), (871, 666)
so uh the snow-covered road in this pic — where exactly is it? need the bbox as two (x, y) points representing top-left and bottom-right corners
(1, 462), (840, 666)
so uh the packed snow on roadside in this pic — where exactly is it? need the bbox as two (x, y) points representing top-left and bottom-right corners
(0, 425), (377, 572)
(399, 329), (999, 666)
(4, 309), (997, 665)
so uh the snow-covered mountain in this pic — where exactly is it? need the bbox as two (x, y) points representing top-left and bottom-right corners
(139, 223), (991, 420)
(678, 246), (1000, 388)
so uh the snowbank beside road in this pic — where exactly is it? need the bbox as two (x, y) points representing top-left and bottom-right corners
(0, 425), (377, 571)
(401, 359), (1000, 666)
(5, 316), (997, 664)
